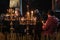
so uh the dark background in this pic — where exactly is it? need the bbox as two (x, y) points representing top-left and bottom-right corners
(22, 0), (52, 15)
(0, 0), (9, 14)
(0, 0), (52, 15)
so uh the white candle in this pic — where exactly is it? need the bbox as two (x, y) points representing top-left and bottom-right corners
(26, 11), (30, 20)
(27, 11), (29, 16)
(31, 10), (33, 14)
(21, 17), (24, 22)
(31, 10), (33, 17)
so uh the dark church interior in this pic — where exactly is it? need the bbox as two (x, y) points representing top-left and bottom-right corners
(0, 0), (60, 40)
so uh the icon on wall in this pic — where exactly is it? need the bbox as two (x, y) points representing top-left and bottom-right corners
(9, 0), (22, 15)
(9, 0), (20, 8)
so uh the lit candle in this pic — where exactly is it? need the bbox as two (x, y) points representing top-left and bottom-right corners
(31, 10), (33, 18)
(31, 10), (33, 14)
(27, 11), (30, 20)
(21, 17), (24, 22)
(15, 11), (18, 16)
(27, 11), (29, 16)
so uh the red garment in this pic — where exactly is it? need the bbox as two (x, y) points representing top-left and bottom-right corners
(42, 16), (58, 35)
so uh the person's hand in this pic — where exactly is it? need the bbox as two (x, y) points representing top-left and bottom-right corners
(42, 25), (46, 30)
(42, 21), (46, 30)
(42, 21), (44, 24)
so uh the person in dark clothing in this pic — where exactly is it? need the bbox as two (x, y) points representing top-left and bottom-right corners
(34, 9), (42, 40)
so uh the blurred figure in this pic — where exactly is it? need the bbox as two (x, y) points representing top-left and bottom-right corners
(34, 9), (42, 40)
(34, 9), (41, 17)
(42, 10), (59, 40)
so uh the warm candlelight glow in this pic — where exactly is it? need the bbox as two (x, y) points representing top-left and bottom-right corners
(27, 11), (30, 16)
(26, 11), (30, 20)
(31, 10), (33, 14)
(21, 17), (24, 21)
(34, 17), (36, 22)
(5, 14), (9, 17)
(15, 11), (18, 16)
(33, 17), (36, 25)
(31, 10), (34, 21)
